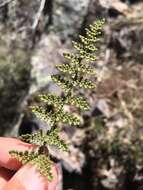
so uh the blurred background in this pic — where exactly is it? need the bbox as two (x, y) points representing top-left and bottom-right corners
(0, 0), (143, 189)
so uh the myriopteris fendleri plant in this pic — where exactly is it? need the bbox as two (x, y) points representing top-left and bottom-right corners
(9, 19), (105, 181)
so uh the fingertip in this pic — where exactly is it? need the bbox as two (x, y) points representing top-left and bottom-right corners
(48, 165), (59, 190)
(0, 137), (37, 170)
(2, 164), (58, 190)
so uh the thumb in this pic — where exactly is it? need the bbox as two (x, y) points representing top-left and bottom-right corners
(2, 164), (58, 190)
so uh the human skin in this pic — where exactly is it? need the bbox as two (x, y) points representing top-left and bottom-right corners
(0, 137), (58, 190)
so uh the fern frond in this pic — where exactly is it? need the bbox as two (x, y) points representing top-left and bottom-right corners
(31, 104), (80, 126)
(78, 52), (97, 61)
(11, 19), (105, 181)
(89, 19), (105, 32)
(73, 78), (95, 89)
(20, 130), (45, 146)
(63, 53), (80, 64)
(10, 150), (53, 181)
(39, 94), (64, 108)
(46, 128), (68, 151)
(65, 96), (90, 110)
(72, 41), (98, 52)
(52, 74), (95, 90)
(38, 93), (89, 110)
(79, 35), (98, 45)
(20, 129), (68, 151)
(30, 106), (52, 124)
(30, 154), (53, 181)
(51, 74), (72, 92)
(56, 63), (96, 75)
(9, 150), (38, 163)
(51, 109), (81, 126)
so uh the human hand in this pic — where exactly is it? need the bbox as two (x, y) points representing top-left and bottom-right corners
(0, 137), (58, 190)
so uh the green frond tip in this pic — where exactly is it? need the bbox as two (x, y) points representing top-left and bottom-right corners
(85, 28), (99, 39)
(56, 63), (96, 75)
(9, 150), (53, 181)
(69, 19), (105, 62)
(20, 129), (68, 152)
(89, 19), (105, 33)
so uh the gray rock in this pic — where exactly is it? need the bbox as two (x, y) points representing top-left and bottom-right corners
(0, 37), (31, 136)
(0, 0), (40, 29)
(30, 33), (63, 94)
(52, 0), (89, 38)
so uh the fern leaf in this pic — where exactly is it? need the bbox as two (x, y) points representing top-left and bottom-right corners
(51, 74), (72, 92)
(56, 63), (96, 75)
(9, 150), (38, 164)
(79, 35), (98, 45)
(46, 128), (68, 151)
(30, 106), (52, 124)
(21, 129), (68, 151)
(51, 109), (81, 126)
(72, 78), (95, 89)
(65, 96), (90, 110)
(63, 53), (80, 64)
(39, 94), (64, 108)
(52, 74), (95, 90)
(31, 104), (80, 126)
(11, 19), (105, 181)
(10, 150), (53, 181)
(30, 154), (53, 181)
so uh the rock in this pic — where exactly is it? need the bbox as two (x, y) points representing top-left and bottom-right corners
(0, 38), (31, 136)
(93, 99), (111, 118)
(99, 0), (129, 13)
(52, 0), (90, 38)
(98, 2), (143, 65)
(0, 0), (39, 29)
(30, 33), (64, 94)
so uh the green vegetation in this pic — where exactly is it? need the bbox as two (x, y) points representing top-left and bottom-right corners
(10, 19), (105, 181)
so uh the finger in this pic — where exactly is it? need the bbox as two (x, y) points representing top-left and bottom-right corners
(2, 164), (58, 190)
(0, 167), (14, 190)
(0, 137), (37, 170)
(48, 164), (59, 190)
